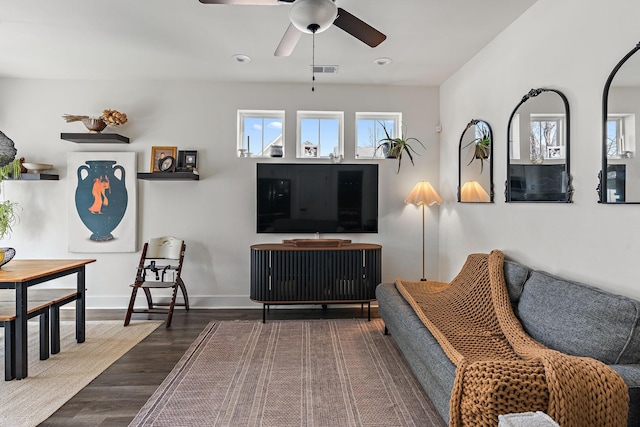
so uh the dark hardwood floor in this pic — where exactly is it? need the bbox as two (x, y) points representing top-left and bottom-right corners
(40, 306), (379, 427)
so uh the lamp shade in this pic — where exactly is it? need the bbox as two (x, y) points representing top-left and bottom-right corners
(289, 0), (337, 34)
(405, 181), (443, 206)
(460, 181), (490, 202)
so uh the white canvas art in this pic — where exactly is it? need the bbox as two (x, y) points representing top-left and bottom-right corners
(68, 152), (137, 252)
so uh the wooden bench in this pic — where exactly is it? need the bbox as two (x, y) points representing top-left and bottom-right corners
(0, 300), (51, 381)
(0, 288), (78, 380)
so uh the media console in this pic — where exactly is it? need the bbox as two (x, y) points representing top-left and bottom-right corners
(250, 241), (382, 322)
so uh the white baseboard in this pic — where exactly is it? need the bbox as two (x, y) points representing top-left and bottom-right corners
(81, 295), (378, 310)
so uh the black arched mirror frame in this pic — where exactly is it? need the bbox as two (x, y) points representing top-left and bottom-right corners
(506, 88), (572, 203)
(598, 41), (640, 204)
(457, 119), (494, 203)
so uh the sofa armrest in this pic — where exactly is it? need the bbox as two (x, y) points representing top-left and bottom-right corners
(610, 364), (640, 427)
(610, 364), (640, 387)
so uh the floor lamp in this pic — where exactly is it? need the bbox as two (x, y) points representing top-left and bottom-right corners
(405, 181), (442, 281)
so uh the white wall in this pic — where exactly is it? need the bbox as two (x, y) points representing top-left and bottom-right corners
(439, 0), (640, 299)
(0, 81), (440, 308)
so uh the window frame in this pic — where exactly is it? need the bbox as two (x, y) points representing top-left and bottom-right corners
(237, 110), (285, 158)
(529, 113), (565, 160)
(607, 113), (635, 159)
(355, 112), (402, 160)
(296, 111), (344, 159)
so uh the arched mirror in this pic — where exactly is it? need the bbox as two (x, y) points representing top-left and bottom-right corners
(506, 88), (572, 202)
(458, 119), (493, 202)
(599, 41), (640, 204)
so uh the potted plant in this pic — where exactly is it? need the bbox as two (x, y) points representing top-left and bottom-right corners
(463, 127), (491, 173)
(374, 121), (426, 173)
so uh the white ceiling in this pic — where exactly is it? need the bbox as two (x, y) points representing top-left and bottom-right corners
(0, 0), (537, 86)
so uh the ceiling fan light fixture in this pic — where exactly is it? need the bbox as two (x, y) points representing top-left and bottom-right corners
(289, 0), (337, 34)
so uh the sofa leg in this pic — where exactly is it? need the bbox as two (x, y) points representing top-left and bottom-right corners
(384, 326), (389, 335)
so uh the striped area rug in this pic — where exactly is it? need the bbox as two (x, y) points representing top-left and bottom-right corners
(129, 319), (445, 427)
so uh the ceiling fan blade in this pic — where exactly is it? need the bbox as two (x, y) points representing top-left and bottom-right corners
(199, 0), (292, 5)
(333, 8), (386, 48)
(274, 23), (303, 57)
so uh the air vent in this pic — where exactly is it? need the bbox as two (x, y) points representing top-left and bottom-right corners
(311, 65), (338, 74)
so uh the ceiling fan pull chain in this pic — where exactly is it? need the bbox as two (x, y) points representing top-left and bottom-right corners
(312, 30), (315, 92)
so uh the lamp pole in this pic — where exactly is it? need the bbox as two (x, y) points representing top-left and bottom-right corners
(404, 181), (442, 283)
(420, 203), (426, 281)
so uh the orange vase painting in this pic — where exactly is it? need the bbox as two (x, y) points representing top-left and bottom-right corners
(68, 152), (136, 253)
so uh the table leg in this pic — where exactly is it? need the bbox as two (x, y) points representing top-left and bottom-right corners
(15, 281), (28, 379)
(76, 267), (86, 343)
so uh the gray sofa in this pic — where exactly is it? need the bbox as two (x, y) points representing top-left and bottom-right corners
(376, 259), (640, 426)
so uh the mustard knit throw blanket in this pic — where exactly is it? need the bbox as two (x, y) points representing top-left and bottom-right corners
(396, 250), (628, 427)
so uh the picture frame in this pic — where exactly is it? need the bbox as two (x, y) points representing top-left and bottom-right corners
(177, 150), (198, 171)
(303, 144), (318, 158)
(150, 146), (177, 172)
(546, 146), (565, 159)
(67, 152), (137, 253)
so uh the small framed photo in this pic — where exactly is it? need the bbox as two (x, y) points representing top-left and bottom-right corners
(151, 146), (177, 172)
(177, 150), (198, 171)
(303, 144), (318, 158)
(546, 146), (565, 159)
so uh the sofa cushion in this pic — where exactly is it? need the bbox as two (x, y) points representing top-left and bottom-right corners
(517, 270), (640, 365)
(503, 260), (530, 313)
(376, 283), (455, 423)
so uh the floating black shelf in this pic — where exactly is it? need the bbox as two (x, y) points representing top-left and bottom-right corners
(137, 172), (199, 181)
(60, 133), (130, 144)
(11, 173), (59, 181)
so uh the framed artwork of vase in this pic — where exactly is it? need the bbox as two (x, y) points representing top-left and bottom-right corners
(67, 152), (137, 253)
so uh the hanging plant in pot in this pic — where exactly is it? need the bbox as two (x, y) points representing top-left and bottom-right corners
(374, 121), (426, 173)
(463, 126), (491, 173)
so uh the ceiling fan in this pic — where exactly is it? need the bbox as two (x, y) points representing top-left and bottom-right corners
(198, 0), (387, 57)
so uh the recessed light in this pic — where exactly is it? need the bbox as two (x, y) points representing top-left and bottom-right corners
(373, 57), (392, 66)
(232, 54), (251, 63)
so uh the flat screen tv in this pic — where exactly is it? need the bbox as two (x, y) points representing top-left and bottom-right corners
(257, 163), (378, 233)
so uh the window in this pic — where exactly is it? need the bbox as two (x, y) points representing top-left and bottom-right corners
(529, 114), (564, 160)
(355, 112), (401, 159)
(607, 117), (622, 158)
(607, 114), (635, 159)
(237, 110), (284, 158)
(296, 111), (343, 159)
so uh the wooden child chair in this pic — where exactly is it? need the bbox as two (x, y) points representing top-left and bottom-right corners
(124, 236), (189, 328)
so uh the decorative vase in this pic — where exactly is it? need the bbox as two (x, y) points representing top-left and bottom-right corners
(0, 130), (17, 167)
(75, 160), (128, 241)
(82, 118), (107, 133)
(0, 247), (15, 268)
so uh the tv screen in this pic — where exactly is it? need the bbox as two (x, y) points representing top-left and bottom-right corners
(509, 164), (568, 201)
(257, 163), (378, 233)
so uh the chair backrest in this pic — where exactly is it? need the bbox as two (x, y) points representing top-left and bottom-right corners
(145, 236), (184, 260)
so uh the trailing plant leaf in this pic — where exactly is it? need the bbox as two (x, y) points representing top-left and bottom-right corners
(0, 200), (19, 240)
(0, 158), (22, 240)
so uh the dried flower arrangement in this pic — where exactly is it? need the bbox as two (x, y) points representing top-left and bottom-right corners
(62, 109), (128, 128)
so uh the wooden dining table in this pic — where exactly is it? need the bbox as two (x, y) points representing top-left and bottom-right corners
(0, 259), (95, 379)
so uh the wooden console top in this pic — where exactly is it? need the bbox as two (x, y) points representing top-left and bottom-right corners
(251, 241), (381, 251)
